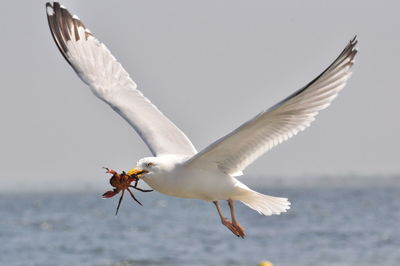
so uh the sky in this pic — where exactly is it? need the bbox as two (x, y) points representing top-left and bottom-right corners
(1, 1), (399, 191)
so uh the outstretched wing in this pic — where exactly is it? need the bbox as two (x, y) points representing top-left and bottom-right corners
(186, 37), (357, 176)
(46, 2), (196, 156)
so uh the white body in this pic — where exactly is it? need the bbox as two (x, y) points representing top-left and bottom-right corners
(46, 3), (357, 217)
(141, 157), (245, 200)
(135, 155), (291, 215)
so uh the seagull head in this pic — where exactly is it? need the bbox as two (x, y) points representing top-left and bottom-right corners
(130, 155), (184, 178)
(129, 157), (161, 178)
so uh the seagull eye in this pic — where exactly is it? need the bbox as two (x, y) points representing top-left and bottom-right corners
(146, 162), (154, 168)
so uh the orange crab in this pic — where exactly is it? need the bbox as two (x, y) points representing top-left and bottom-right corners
(102, 167), (152, 215)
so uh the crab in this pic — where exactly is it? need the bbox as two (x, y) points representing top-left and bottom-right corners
(102, 167), (152, 215)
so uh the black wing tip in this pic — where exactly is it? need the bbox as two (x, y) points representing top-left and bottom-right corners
(46, 2), (80, 68)
(286, 36), (358, 101)
(45, 2), (63, 16)
(46, 2), (92, 38)
(46, 2), (95, 73)
(350, 35), (358, 50)
(347, 35), (359, 63)
(46, 2), (73, 21)
(45, 2), (54, 17)
(334, 35), (358, 68)
(344, 35), (358, 51)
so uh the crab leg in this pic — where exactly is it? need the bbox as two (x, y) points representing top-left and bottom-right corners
(115, 190), (125, 216)
(130, 185), (153, 192)
(127, 188), (143, 206)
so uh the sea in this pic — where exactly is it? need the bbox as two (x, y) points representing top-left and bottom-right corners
(1, 176), (399, 266)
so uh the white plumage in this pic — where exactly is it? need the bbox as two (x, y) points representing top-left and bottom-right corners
(46, 2), (357, 237)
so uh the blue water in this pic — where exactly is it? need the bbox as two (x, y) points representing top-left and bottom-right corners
(1, 177), (399, 266)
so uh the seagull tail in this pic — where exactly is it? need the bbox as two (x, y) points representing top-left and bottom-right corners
(238, 190), (291, 216)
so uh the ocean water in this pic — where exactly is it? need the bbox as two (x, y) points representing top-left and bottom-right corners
(1, 177), (399, 266)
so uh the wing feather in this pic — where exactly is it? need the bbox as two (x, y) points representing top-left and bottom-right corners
(46, 2), (196, 156)
(186, 37), (357, 175)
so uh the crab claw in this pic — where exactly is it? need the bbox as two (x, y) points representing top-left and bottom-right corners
(103, 167), (117, 175)
(102, 190), (119, 198)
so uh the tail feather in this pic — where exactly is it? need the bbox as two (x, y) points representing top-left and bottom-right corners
(239, 191), (291, 216)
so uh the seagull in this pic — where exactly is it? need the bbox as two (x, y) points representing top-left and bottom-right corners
(46, 2), (357, 238)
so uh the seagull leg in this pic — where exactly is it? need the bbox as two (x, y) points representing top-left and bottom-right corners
(228, 199), (245, 238)
(213, 201), (241, 237)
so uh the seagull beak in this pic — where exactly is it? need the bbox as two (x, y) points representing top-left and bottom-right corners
(127, 168), (148, 178)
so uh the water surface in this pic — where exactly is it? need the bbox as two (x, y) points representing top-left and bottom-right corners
(1, 177), (399, 266)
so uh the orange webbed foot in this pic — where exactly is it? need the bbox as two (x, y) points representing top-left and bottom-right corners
(221, 218), (246, 238)
(232, 222), (246, 238)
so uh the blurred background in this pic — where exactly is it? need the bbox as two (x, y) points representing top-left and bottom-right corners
(0, 1), (399, 265)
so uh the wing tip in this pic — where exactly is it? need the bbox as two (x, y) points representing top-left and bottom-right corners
(46, 1), (95, 68)
(346, 35), (359, 63)
(46, 2), (66, 16)
(350, 35), (358, 45)
(46, 3), (54, 16)
(46, 2), (92, 40)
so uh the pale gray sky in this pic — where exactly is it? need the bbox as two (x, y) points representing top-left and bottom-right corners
(1, 1), (399, 191)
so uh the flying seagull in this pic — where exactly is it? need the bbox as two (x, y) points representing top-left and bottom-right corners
(46, 2), (357, 238)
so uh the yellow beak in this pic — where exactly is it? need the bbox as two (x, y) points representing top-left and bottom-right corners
(127, 168), (148, 178)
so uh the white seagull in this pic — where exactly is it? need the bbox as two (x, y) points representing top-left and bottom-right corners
(46, 2), (357, 238)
